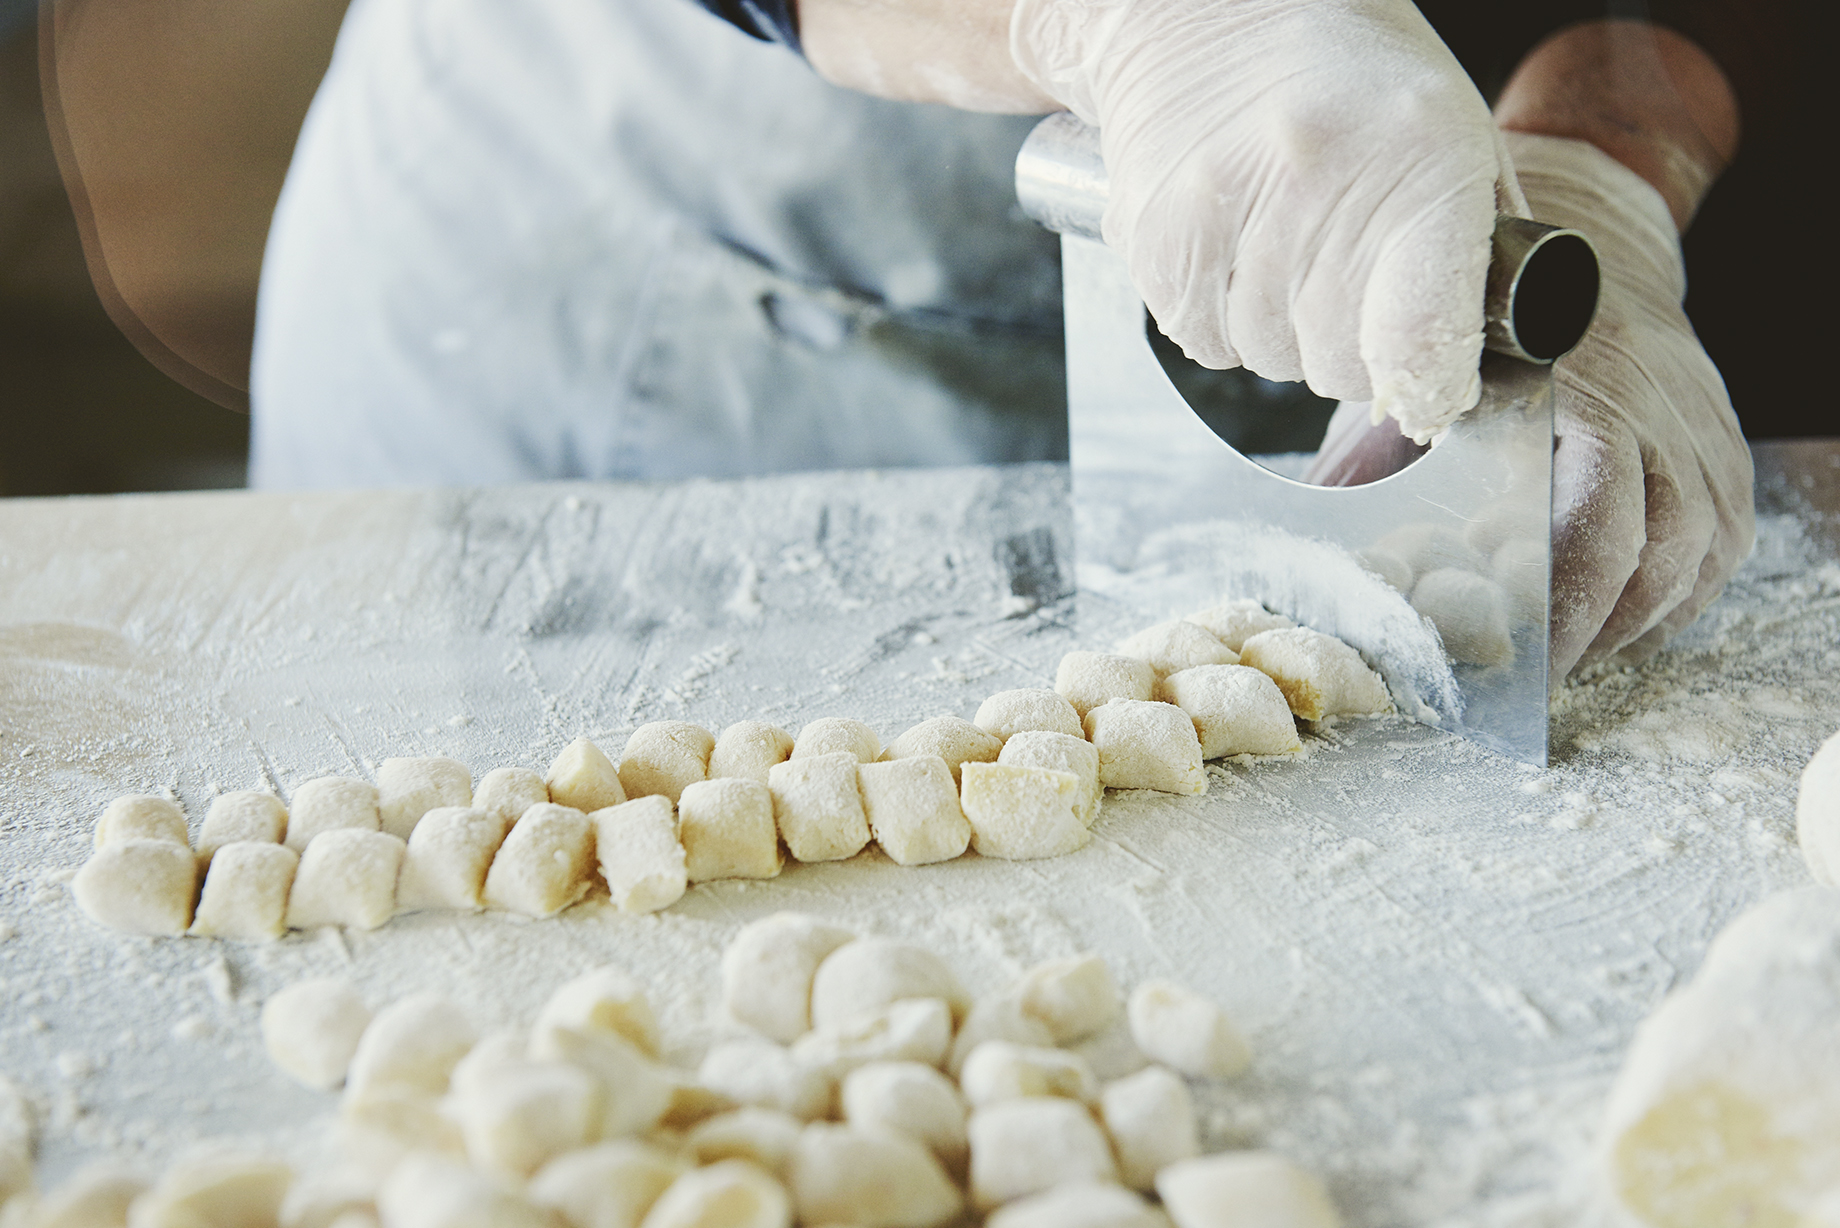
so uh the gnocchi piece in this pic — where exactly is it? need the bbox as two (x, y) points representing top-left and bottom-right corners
(593, 795), (687, 914)
(791, 998), (955, 1078)
(881, 716), (1002, 785)
(1100, 1065), (1200, 1190)
(788, 1122), (963, 1228)
(840, 1061), (968, 1173)
(546, 738), (626, 814)
(196, 791), (287, 862)
(21, 1166), (148, 1228)
(92, 794), (189, 848)
(339, 1084), (466, 1164)
(377, 1151), (555, 1228)
(1155, 665), (1301, 758)
(190, 840), (298, 942)
(533, 965), (659, 1057)
(688, 1108), (805, 1176)
(1411, 569), (1514, 668)
(946, 993), (1054, 1077)
(973, 688), (1085, 743)
(275, 1168), (376, 1228)
(285, 829), (405, 932)
(71, 839), (198, 936)
(452, 1058), (604, 1178)
(996, 733), (1102, 828)
(856, 756), (971, 867)
(1126, 981), (1249, 1079)
(1115, 619), (1239, 678)
(261, 978), (372, 1090)
(617, 721), (715, 804)
(1237, 628), (1390, 721)
(397, 806), (510, 912)
(528, 1140), (687, 1228)
(985, 1183), (1172, 1228)
(1155, 1152), (1342, 1228)
(767, 752), (871, 863)
(790, 717), (881, 765)
(721, 912), (857, 1043)
(1054, 652), (1155, 718)
(125, 1155), (292, 1228)
(345, 992), (477, 1099)
(810, 939), (971, 1030)
(1371, 522), (1485, 584)
(1358, 548), (1414, 594)
(450, 1031), (534, 1101)
(709, 721), (797, 784)
(678, 778), (780, 882)
(1491, 537), (1548, 624)
(958, 763), (1089, 861)
(967, 1097), (1118, 1210)
(482, 803), (595, 917)
(472, 766), (550, 826)
(1797, 729), (1840, 885)
(1083, 700), (1206, 795)
(1016, 954), (1122, 1044)
(1181, 599), (1295, 652)
(532, 1025), (675, 1139)
(698, 1039), (834, 1122)
(639, 1159), (791, 1228)
(376, 755), (472, 840)
(959, 1041), (1099, 1107)
(284, 777), (381, 852)
(1, 1077), (30, 1208)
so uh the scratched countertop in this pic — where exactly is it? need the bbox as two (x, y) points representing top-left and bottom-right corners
(1, 445), (1835, 1225)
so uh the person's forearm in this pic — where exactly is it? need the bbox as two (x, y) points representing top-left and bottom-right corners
(1494, 19), (1738, 232)
(799, 0), (1054, 111)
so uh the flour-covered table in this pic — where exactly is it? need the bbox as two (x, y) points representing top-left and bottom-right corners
(1, 444), (1834, 1225)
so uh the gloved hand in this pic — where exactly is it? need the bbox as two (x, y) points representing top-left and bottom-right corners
(1008, 0), (1523, 442)
(1306, 132), (1754, 677)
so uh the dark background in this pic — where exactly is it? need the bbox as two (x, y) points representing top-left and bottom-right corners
(0, 0), (1822, 498)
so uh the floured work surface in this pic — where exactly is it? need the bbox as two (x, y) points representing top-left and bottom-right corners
(0, 446), (1835, 1225)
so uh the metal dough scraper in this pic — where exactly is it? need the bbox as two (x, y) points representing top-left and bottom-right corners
(1015, 114), (1599, 764)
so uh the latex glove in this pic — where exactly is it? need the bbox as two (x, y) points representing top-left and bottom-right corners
(1306, 132), (1754, 677)
(1009, 0), (1523, 442)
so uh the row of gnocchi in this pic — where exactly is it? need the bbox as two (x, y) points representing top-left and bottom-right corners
(69, 602), (1391, 940)
(4, 913), (1343, 1228)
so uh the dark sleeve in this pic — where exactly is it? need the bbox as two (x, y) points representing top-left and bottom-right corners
(693, 0), (802, 53)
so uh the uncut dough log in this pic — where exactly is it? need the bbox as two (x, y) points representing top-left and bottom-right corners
(840, 1062), (969, 1172)
(262, 978), (372, 1090)
(882, 717), (1002, 785)
(791, 717), (881, 764)
(1156, 665), (1302, 758)
(1084, 701), (1207, 795)
(791, 999), (954, 1078)
(619, 722), (714, 804)
(710, 721), (797, 783)
(1156, 1152), (1342, 1228)
(1054, 652), (1156, 718)
(346, 992), (477, 1099)
(1101, 1065), (1200, 1190)
(1182, 598), (1295, 652)
(376, 755), (472, 840)
(1016, 954), (1122, 1044)
(1237, 628), (1389, 722)
(397, 806), (510, 912)
(698, 1040), (833, 1121)
(996, 734), (1102, 828)
(678, 778), (781, 881)
(547, 738), (626, 813)
(1797, 729), (1840, 884)
(1597, 886), (1840, 1227)
(973, 688), (1085, 743)
(472, 767), (550, 827)
(378, 1151), (554, 1228)
(534, 965), (660, 1057)
(768, 752), (872, 863)
(196, 791), (287, 862)
(93, 794), (189, 848)
(190, 840), (298, 941)
(528, 1140), (686, 1228)
(71, 839), (198, 936)
(483, 803), (595, 916)
(640, 1159), (791, 1228)
(1127, 981), (1249, 1079)
(1115, 619), (1239, 677)
(857, 756), (972, 866)
(788, 1122), (963, 1228)
(986, 1182), (1171, 1228)
(1411, 568), (1514, 667)
(810, 938), (971, 1030)
(959, 763), (1089, 860)
(689, 1108), (804, 1176)
(285, 829), (404, 931)
(968, 1096), (1118, 1210)
(284, 777), (381, 852)
(960, 1041), (1098, 1107)
(593, 795), (687, 914)
(127, 1155), (292, 1228)
(722, 913), (857, 1043)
